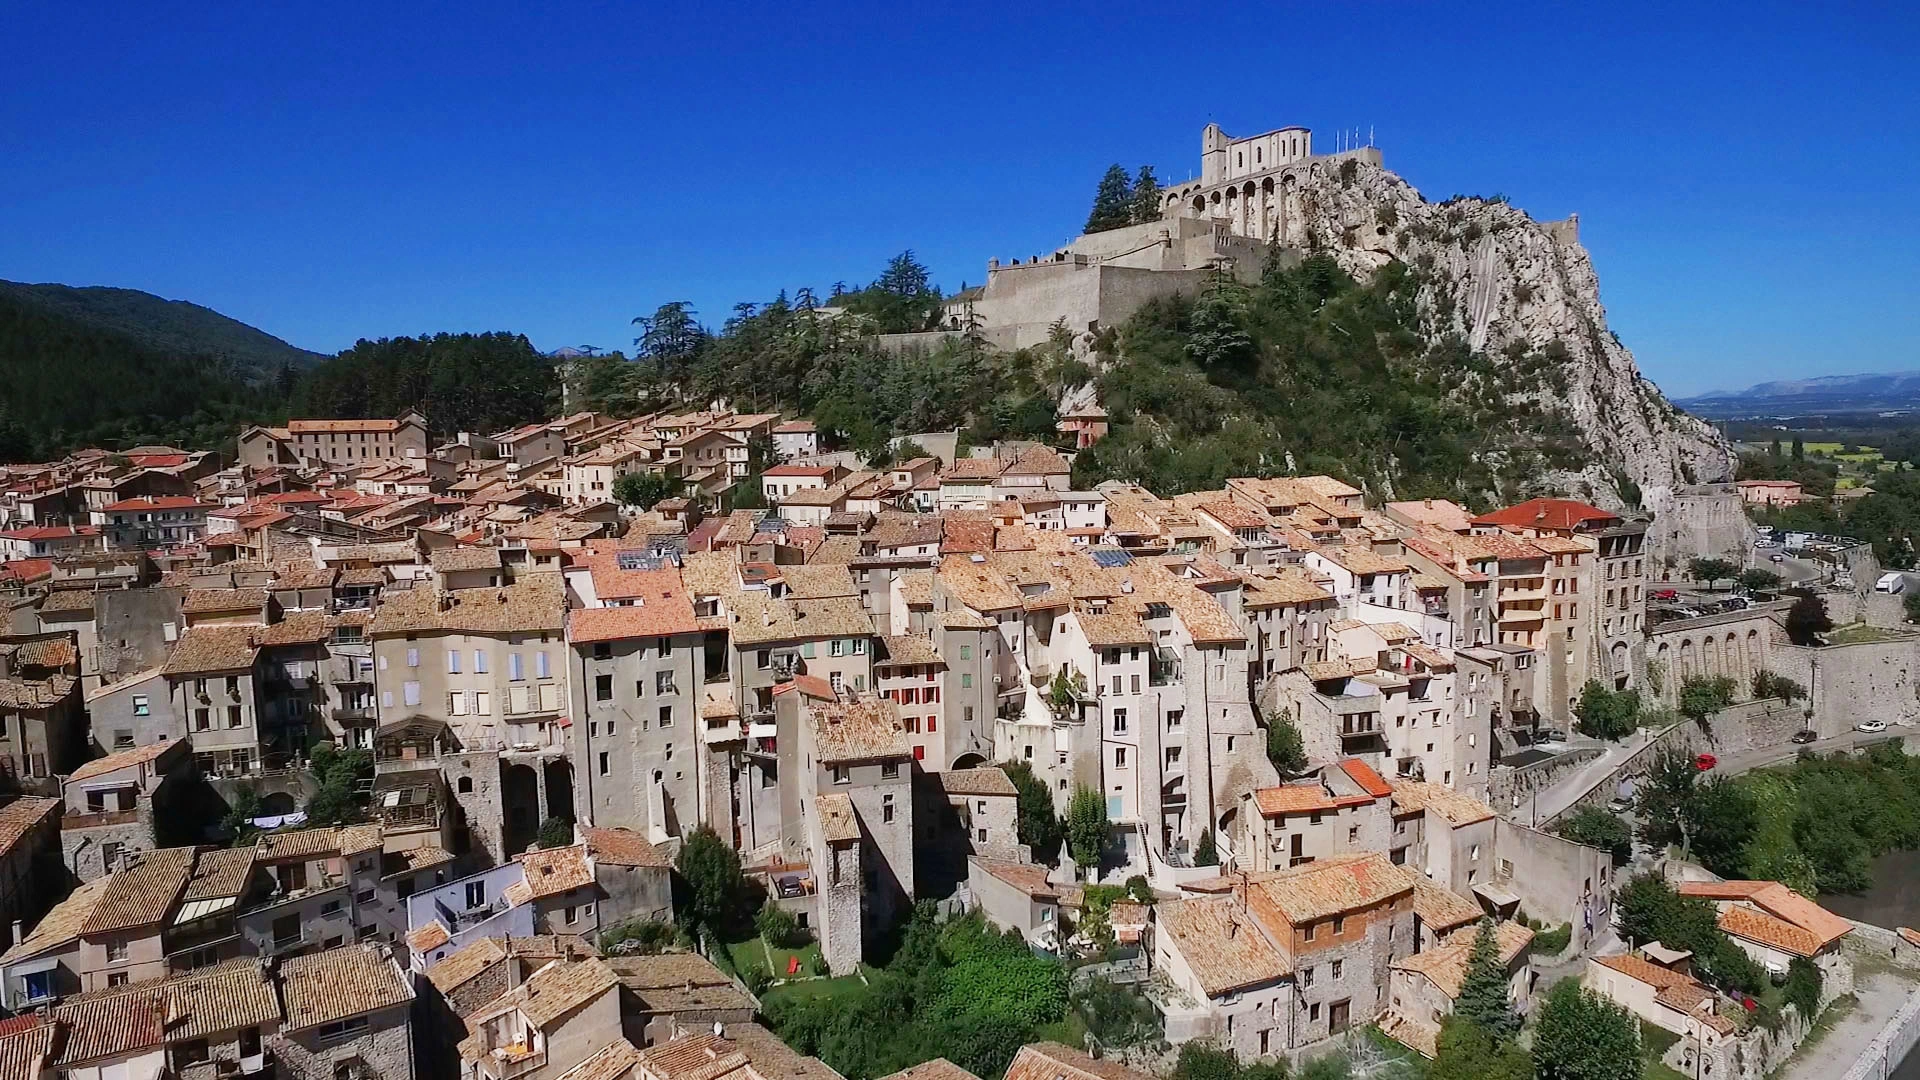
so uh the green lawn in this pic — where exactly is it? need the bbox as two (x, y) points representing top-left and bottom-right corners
(1640, 1020), (1685, 1080)
(758, 970), (869, 1006)
(725, 935), (825, 979)
(1827, 623), (1911, 645)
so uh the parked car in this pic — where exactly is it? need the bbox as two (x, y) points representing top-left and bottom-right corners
(1771, 553), (1786, 563)
(1694, 753), (1718, 771)
(1606, 796), (1634, 814)
(1857, 720), (1890, 734)
(1792, 729), (1818, 745)
(1652, 589), (1679, 602)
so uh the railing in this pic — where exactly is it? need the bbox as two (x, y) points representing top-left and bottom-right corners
(67, 808), (140, 829)
(493, 1048), (548, 1080)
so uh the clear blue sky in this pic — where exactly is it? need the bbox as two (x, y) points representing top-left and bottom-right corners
(3, 1), (1916, 397)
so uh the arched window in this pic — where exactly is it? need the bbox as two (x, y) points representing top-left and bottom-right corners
(457, 776), (474, 794)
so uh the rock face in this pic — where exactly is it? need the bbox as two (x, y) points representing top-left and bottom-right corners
(1265, 156), (1732, 507)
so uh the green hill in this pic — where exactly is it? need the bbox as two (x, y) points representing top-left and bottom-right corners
(0, 280), (322, 380)
(0, 289), (287, 462)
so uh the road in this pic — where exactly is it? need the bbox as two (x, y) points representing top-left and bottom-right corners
(1515, 724), (1906, 828)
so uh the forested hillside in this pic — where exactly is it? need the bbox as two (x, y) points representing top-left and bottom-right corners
(0, 289), (285, 461)
(294, 333), (557, 436)
(0, 280), (321, 376)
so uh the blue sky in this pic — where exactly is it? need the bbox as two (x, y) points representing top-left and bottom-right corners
(2, 1), (1915, 397)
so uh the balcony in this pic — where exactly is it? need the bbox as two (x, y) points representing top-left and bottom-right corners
(66, 808), (140, 829)
(489, 1046), (547, 1080)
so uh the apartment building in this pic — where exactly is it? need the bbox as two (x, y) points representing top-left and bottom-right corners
(284, 413), (430, 468)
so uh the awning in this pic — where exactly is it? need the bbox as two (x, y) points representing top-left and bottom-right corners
(173, 895), (238, 925)
(1473, 882), (1522, 909)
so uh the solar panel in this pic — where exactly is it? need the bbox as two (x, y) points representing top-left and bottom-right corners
(616, 551), (664, 571)
(1089, 548), (1134, 568)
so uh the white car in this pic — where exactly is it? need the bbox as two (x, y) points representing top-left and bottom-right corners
(1856, 720), (1890, 734)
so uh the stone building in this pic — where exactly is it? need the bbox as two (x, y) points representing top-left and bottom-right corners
(1383, 920), (1536, 1057)
(0, 634), (84, 787)
(457, 955), (622, 1080)
(274, 944), (417, 1080)
(58, 738), (195, 882)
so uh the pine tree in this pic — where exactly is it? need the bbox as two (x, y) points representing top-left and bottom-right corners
(1454, 919), (1520, 1041)
(1792, 435), (1805, 461)
(1085, 164), (1134, 234)
(1129, 165), (1163, 225)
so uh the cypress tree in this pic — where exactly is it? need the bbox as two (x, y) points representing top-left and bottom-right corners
(1454, 919), (1520, 1041)
(1129, 165), (1163, 225)
(1085, 164), (1134, 234)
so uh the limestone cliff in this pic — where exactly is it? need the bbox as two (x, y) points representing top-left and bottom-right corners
(1259, 156), (1732, 506)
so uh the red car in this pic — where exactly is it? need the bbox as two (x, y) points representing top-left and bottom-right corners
(1652, 589), (1680, 602)
(1695, 753), (1718, 772)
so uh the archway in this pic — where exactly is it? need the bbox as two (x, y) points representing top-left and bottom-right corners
(502, 761), (540, 855)
(951, 752), (987, 771)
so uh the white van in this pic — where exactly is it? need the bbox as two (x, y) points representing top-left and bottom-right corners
(1876, 572), (1905, 594)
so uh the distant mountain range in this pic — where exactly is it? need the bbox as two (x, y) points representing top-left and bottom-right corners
(1678, 371), (1920, 418)
(0, 280), (324, 378)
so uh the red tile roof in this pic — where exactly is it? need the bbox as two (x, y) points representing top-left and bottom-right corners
(100, 496), (212, 512)
(1471, 498), (1619, 532)
(1339, 758), (1393, 798)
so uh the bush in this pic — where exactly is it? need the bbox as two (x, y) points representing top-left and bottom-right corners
(757, 901), (802, 948)
(1556, 806), (1633, 866)
(536, 815), (574, 849)
(1125, 875), (1153, 904)
(1574, 680), (1642, 741)
(1784, 957), (1822, 1019)
(602, 919), (678, 955)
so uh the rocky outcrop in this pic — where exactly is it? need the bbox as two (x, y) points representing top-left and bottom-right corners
(1267, 156), (1732, 506)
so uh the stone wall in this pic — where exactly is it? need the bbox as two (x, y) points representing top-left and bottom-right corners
(1772, 636), (1920, 734)
(275, 1005), (414, 1080)
(1835, 985), (1920, 1080)
(443, 751), (504, 867)
(1488, 747), (1602, 814)
(1490, 819), (1614, 953)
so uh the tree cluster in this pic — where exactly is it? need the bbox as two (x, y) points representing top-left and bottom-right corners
(303, 741), (373, 826)
(1070, 254), (1589, 503)
(295, 331), (557, 436)
(1555, 806), (1634, 866)
(764, 907), (1069, 1080)
(1084, 165), (1165, 234)
(1001, 760), (1065, 863)
(1572, 681), (1642, 741)
(1735, 742), (1920, 893)
(675, 825), (760, 938)
(1615, 874), (1765, 993)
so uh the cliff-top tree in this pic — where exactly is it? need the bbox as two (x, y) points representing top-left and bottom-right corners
(1129, 165), (1163, 226)
(1085, 164), (1135, 233)
(1067, 785), (1110, 873)
(1786, 590), (1833, 645)
(1455, 919), (1520, 1040)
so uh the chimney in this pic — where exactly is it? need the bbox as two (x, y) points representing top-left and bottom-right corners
(9, 920), (20, 945)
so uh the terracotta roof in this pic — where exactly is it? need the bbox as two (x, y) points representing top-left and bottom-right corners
(0, 797), (57, 856)
(181, 586), (268, 614)
(808, 697), (908, 763)
(82, 846), (194, 934)
(936, 767), (1017, 797)
(34, 589), (98, 614)
(1716, 905), (1824, 958)
(370, 575), (565, 634)
(878, 635), (943, 668)
(0, 1020), (56, 1080)
(1251, 783), (1364, 816)
(1391, 921), (1533, 998)
(408, 921), (451, 954)
(160, 625), (259, 675)
(49, 987), (166, 1066)
(1338, 758), (1393, 798)
(471, 955), (619, 1030)
(880, 1060), (983, 1080)
(1411, 878), (1483, 934)
(1004, 445), (1071, 477)
(289, 418), (412, 433)
(727, 593), (872, 646)
(1471, 499), (1618, 533)
(941, 458), (1005, 481)
(431, 545), (503, 573)
(1157, 895), (1290, 995)
(816, 793), (860, 842)
(1675, 880), (1853, 954)
(1005, 1043), (1154, 1080)
(515, 844), (596, 899)
(156, 958), (282, 1040)
(280, 944), (414, 1029)
(425, 936), (509, 995)
(555, 1039), (645, 1080)
(971, 858), (1059, 900)
(1389, 782), (1495, 826)
(583, 826), (672, 867)
(1247, 852), (1417, 923)
(569, 599), (700, 643)
(183, 847), (257, 901)
(0, 877), (107, 962)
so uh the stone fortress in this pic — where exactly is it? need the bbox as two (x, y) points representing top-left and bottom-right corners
(937, 123), (1383, 350)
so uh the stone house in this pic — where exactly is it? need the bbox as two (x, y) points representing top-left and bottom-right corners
(0, 844), (195, 1007)
(404, 859), (540, 970)
(41, 956), (281, 1079)
(925, 767), (1024, 863)
(580, 826), (674, 928)
(83, 667), (181, 755)
(0, 634), (84, 787)
(162, 625), (267, 780)
(0, 796), (62, 954)
(1382, 920), (1536, 1057)
(605, 951), (758, 1048)
(1585, 950), (1738, 1048)
(1237, 759), (1393, 874)
(1153, 894), (1292, 1056)
(458, 955), (622, 1080)
(967, 857), (1061, 947)
(274, 944), (417, 1080)
(1676, 880), (1856, 980)
(58, 738), (196, 882)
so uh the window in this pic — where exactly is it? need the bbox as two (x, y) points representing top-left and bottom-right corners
(655, 671), (675, 695)
(107, 938), (128, 961)
(536, 651), (551, 679)
(883, 794), (895, 823)
(406, 648), (419, 668)
(831, 639), (844, 657)
(1331, 959), (1344, 979)
(1303, 966), (1315, 987)
(593, 642), (612, 661)
(449, 692), (468, 716)
(175, 1039), (211, 1066)
(758, 649), (771, 670)
(958, 644), (972, 660)
(227, 705), (243, 728)
(1333, 916), (1345, 935)
(403, 681), (421, 707)
(474, 691), (491, 715)
(446, 650), (461, 674)
(474, 650), (488, 673)
(1113, 709), (1128, 734)
(509, 653), (524, 680)
(466, 881), (486, 908)
(595, 673), (613, 702)
(659, 705), (673, 728)
(131, 695), (149, 716)
(1114, 747), (1128, 768)
(458, 776), (474, 793)
(599, 751), (610, 775)
(961, 674), (972, 689)
(320, 900), (342, 917)
(112, 728), (134, 749)
(832, 765), (849, 785)
(316, 1017), (370, 1045)
(881, 761), (900, 779)
(1303, 922), (1317, 942)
